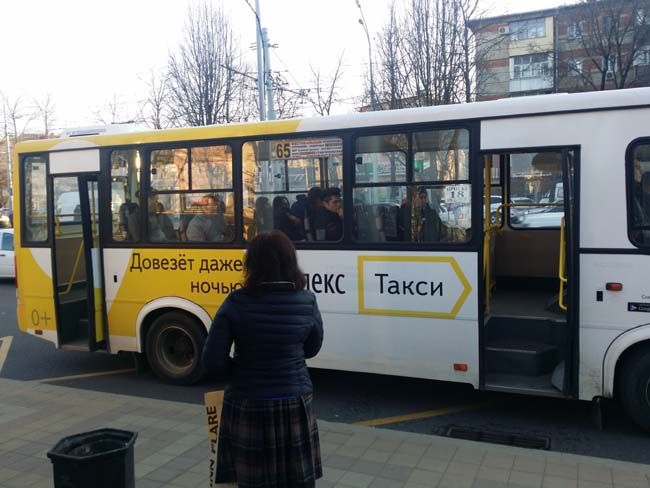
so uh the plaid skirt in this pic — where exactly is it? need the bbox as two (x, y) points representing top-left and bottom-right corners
(215, 393), (322, 488)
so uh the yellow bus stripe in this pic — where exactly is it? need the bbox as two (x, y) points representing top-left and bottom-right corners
(354, 404), (484, 427)
(31, 368), (135, 383)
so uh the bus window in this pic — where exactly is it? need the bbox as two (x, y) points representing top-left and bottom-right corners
(23, 156), (49, 243)
(353, 131), (471, 243)
(111, 150), (142, 242)
(629, 142), (650, 247)
(509, 152), (564, 229)
(242, 137), (343, 241)
(413, 128), (469, 182)
(148, 145), (233, 243)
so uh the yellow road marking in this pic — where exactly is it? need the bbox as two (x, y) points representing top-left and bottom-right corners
(0, 336), (13, 375)
(31, 368), (136, 383)
(355, 404), (485, 427)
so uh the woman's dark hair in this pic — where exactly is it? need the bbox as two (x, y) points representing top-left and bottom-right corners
(244, 230), (306, 292)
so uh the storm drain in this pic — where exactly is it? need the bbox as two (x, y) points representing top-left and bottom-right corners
(445, 426), (550, 450)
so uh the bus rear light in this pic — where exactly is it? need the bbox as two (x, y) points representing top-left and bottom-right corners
(34, 330), (43, 336)
(454, 363), (468, 372)
(14, 256), (17, 288)
(606, 282), (623, 292)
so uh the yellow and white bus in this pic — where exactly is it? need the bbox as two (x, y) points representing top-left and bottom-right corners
(14, 88), (650, 431)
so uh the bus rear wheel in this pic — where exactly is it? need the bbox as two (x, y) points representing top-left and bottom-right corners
(146, 312), (206, 385)
(620, 347), (650, 432)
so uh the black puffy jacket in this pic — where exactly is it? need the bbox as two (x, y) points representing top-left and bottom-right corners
(201, 282), (324, 399)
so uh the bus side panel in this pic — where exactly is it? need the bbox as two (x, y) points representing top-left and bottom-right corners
(102, 248), (244, 352)
(580, 254), (650, 400)
(300, 250), (478, 386)
(103, 248), (478, 385)
(16, 248), (58, 346)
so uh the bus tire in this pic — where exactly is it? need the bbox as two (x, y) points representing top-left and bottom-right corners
(146, 311), (206, 385)
(620, 347), (650, 432)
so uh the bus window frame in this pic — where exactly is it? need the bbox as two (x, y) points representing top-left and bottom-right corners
(19, 152), (52, 248)
(500, 147), (575, 231)
(241, 134), (345, 244)
(625, 137), (650, 251)
(99, 121), (481, 252)
(144, 141), (237, 246)
(351, 124), (474, 246)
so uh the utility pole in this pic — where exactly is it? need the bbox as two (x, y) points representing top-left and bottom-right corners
(356, 0), (376, 111)
(263, 28), (276, 120)
(255, 0), (266, 120)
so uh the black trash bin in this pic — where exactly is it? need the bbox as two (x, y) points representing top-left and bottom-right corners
(47, 428), (137, 488)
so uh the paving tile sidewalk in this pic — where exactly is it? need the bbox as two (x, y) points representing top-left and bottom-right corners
(0, 378), (648, 488)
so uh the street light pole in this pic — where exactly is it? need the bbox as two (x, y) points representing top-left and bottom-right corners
(356, 0), (376, 111)
(254, 0), (266, 120)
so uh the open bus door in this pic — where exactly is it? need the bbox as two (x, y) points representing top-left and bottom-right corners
(482, 148), (579, 397)
(51, 174), (107, 352)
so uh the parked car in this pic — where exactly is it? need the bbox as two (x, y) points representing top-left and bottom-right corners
(0, 228), (14, 278)
(517, 210), (564, 228)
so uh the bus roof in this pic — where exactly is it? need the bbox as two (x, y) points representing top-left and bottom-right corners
(15, 87), (650, 154)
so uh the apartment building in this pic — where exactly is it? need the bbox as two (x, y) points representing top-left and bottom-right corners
(468, 2), (650, 100)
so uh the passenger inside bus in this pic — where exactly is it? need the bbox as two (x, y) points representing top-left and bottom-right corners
(321, 187), (343, 241)
(118, 193), (140, 241)
(253, 197), (273, 234)
(186, 195), (226, 242)
(408, 187), (443, 242)
(272, 196), (303, 241)
(148, 195), (169, 242)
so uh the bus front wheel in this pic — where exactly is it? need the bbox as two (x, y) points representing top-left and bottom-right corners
(620, 347), (650, 432)
(146, 312), (206, 385)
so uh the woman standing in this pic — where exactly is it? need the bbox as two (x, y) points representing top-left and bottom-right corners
(202, 231), (324, 487)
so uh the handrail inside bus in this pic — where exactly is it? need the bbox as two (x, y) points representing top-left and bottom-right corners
(483, 201), (566, 315)
(59, 241), (85, 296)
(558, 217), (568, 312)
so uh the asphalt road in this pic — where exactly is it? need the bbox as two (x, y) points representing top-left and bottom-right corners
(1, 280), (648, 464)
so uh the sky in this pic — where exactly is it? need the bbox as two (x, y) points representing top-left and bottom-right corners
(0, 0), (574, 133)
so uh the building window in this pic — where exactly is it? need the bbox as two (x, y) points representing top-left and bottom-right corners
(511, 53), (552, 80)
(510, 18), (546, 41)
(567, 21), (582, 39)
(628, 142), (650, 248)
(567, 59), (583, 76)
(634, 46), (650, 66)
(602, 15), (618, 33)
(603, 55), (618, 73)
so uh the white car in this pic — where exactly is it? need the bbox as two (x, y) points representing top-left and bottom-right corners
(517, 211), (564, 228)
(0, 228), (14, 278)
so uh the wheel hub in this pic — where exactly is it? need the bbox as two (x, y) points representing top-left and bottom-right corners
(159, 326), (195, 373)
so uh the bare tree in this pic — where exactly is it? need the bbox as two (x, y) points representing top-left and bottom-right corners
(3, 96), (36, 138)
(367, 0), (488, 110)
(93, 94), (136, 125)
(140, 69), (173, 129)
(560, 0), (650, 90)
(167, 2), (249, 126)
(272, 73), (306, 119)
(34, 93), (56, 136)
(308, 53), (345, 116)
(374, 3), (410, 109)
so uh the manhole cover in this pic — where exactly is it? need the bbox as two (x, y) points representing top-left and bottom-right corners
(446, 426), (550, 450)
